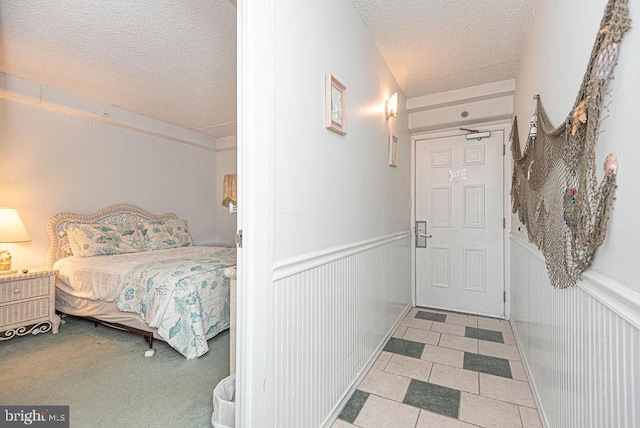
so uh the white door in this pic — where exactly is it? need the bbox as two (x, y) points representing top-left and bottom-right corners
(415, 132), (504, 317)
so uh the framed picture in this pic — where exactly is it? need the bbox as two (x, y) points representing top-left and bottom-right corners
(388, 135), (398, 167)
(325, 74), (347, 135)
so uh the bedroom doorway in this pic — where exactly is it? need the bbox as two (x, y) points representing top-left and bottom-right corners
(414, 131), (505, 317)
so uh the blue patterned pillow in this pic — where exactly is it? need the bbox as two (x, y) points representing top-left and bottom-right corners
(139, 219), (194, 251)
(66, 222), (144, 257)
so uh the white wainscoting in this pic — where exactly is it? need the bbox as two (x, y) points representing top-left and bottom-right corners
(511, 235), (640, 428)
(270, 232), (412, 428)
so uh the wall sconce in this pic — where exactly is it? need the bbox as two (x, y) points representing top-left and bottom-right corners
(385, 92), (398, 120)
(0, 208), (32, 275)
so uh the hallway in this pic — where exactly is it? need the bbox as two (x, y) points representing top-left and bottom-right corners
(334, 307), (543, 427)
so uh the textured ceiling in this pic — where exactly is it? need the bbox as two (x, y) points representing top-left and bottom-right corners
(351, 0), (535, 98)
(0, 0), (237, 138)
(1, 1), (534, 140)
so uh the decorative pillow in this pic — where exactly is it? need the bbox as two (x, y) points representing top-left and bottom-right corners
(59, 240), (72, 254)
(139, 219), (194, 251)
(57, 232), (75, 255)
(65, 222), (144, 257)
(64, 228), (82, 256)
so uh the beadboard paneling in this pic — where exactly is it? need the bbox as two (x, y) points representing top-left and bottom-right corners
(270, 233), (412, 427)
(511, 235), (640, 427)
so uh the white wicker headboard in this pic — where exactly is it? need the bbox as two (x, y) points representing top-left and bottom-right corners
(46, 203), (180, 268)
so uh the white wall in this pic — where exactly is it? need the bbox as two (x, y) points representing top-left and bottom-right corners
(215, 135), (237, 246)
(512, 0), (640, 426)
(513, 0), (640, 281)
(0, 74), (219, 269)
(273, 1), (411, 262)
(239, 0), (412, 426)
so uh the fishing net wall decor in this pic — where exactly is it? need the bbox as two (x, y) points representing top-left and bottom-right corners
(511, 0), (631, 288)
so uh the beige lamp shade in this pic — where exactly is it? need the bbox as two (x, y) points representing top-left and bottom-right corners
(0, 208), (32, 243)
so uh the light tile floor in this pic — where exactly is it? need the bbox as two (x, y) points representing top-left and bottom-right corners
(334, 307), (543, 428)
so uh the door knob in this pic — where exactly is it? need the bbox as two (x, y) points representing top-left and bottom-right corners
(418, 233), (433, 238)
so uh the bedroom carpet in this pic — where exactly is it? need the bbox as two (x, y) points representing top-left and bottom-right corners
(0, 316), (230, 428)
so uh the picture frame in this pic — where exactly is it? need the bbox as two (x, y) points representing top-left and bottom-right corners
(388, 134), (398, 167)
(325, 74), (347, 135)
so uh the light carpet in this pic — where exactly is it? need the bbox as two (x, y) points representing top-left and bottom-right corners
(0, 316), (230, 428)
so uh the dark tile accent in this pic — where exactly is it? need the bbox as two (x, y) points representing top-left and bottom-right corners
(383, 337), (425, 359)
(465, 326), (504, 343)
(403, 379), (460, 418)
(463, 352), (512, 378)
(338, 389), (369, 423)
(415, 311), (447, 323)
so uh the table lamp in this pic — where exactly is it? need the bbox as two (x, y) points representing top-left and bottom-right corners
(0, 208), (32, 275)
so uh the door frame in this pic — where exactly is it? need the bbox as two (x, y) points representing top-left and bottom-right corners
(411, 119), (513, 319)
(236, 0), (275, 425)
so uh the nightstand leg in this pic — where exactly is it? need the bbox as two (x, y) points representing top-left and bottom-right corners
(51, 314), (61, 334)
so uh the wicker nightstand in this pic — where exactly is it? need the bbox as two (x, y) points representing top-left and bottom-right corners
(0, 269), (61, 341)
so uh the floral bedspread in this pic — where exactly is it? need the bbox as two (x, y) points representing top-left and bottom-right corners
(116, 246), (236, 359)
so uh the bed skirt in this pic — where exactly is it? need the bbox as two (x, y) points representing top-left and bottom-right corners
(55, 286), (162, 339)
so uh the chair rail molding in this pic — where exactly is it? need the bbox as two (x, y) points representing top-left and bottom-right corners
(273, 231), (412, 281)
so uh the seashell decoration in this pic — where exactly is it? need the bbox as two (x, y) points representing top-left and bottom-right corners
(571, 100), (588, 136)
(604, 152), (618, 175)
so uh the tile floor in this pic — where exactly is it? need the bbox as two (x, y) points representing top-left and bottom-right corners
(334, 307), (543, 428)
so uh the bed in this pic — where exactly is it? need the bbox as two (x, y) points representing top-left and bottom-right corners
(46, 204), (236, 359)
